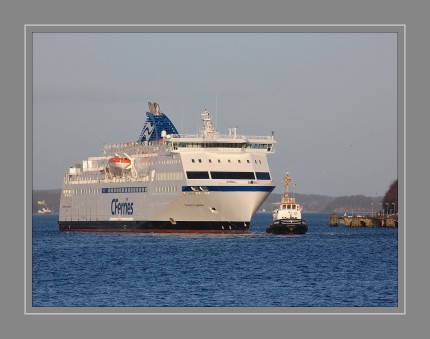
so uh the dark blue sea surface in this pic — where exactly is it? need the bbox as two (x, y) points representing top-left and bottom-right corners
(32, 213), (398, 308)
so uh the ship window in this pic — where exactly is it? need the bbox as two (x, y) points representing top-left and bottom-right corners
(210, 172), (255, 180)
(191, 159), (195, 163)
(292, 205), (296, 209)
(186, 171), (210, 179)
(282, 205), (286, 209)
(247, 160), (250, 163)
(256, 172), (271, 180)
(218, 159), (221, 163)
(238, 160), (241, 163)
(209, 159), (212, 163)
(198, 159), (202, 163)
(228, 159), (231, 163)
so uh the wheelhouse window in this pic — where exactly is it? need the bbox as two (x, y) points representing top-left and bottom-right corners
(186, 171), (210, 179)
(256, 172), (271, 180)
(210, 172), (255, 180)
(178, 142), (245, 148)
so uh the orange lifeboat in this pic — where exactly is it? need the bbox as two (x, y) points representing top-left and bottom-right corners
(108, 157), (131, 170)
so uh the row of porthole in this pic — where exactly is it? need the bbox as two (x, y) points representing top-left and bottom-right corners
(155, 186), (178, 193)
(157, 160), (179, 165)
(191, 159), (262, 164)
(63, 188), (102, 195)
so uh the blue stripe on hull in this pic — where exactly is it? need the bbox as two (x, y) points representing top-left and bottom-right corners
(182, 186), (275, 192)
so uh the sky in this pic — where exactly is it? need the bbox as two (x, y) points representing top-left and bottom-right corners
(32, 32), (398, 197)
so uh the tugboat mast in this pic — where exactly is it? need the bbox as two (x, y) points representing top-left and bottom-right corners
(283, 172), (293, 203)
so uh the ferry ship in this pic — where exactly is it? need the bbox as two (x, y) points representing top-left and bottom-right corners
(59, 102), (276, 233)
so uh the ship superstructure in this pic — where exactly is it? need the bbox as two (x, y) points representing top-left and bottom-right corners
(59, 102), (276, 233)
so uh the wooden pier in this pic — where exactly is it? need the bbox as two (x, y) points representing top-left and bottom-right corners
(329, 212), (398, 228)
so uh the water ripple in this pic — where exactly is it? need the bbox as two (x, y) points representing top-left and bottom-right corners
(32, 213), (398, 307)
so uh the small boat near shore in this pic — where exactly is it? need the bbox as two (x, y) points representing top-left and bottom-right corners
(266, 172), (308, 235)
(37, 206), (52, 214)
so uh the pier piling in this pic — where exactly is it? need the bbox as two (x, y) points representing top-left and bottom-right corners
(329, 212), (338, 226)
(333, 214), (398, 228)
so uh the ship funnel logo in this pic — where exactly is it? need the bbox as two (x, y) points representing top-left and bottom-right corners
(140, 120), (155, 141)
(138, 104), (179, 142)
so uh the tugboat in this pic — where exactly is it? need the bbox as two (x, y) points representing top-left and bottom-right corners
(266, 172), (308, 235)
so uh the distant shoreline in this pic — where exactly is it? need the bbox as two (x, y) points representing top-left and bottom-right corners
(32, 189), (383, 214)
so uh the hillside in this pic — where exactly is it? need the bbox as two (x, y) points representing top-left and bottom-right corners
(258, 193), (335, 213)
(32, 189), (382, 214)
(33, 189), (61, 214)
(322, 195), (382, 214)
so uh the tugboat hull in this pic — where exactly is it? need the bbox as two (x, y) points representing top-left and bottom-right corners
(266, 219), (308, 235)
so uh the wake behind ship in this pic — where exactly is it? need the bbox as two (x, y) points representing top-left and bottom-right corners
(59, 102), (276, 233)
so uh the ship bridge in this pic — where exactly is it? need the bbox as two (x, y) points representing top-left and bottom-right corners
(168, 109), (276, 153)
(168, 136), (276, 153)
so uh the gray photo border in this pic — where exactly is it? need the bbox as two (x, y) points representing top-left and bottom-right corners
(25, 25), (405, 315)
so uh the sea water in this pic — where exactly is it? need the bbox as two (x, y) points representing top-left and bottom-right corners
(32, 213), (398, 308)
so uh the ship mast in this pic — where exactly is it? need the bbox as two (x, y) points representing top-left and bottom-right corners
(283, 172), (292, 203)
(200, 109), (217, 138)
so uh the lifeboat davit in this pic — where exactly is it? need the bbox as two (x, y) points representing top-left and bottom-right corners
(108, 157), (131, 170)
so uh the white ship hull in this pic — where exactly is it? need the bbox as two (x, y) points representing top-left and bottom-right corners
(59, 103), (276, 233)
